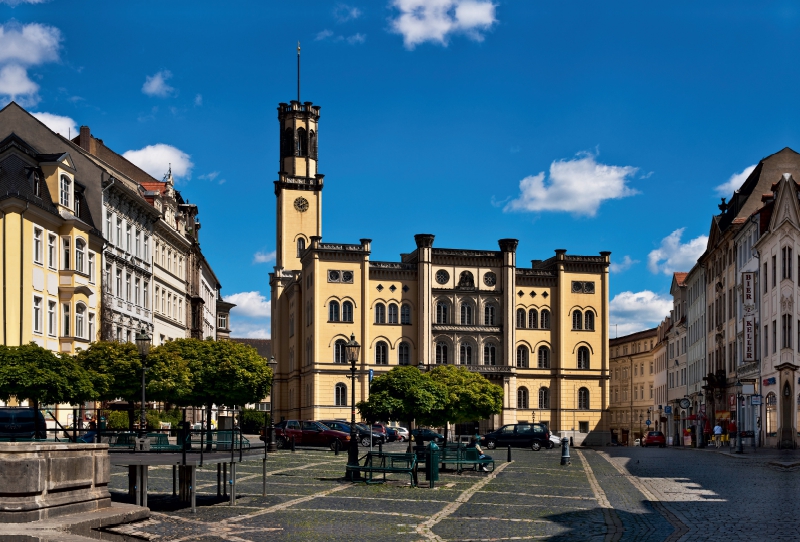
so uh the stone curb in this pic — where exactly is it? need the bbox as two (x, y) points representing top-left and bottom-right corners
(2, 503), (149, 542)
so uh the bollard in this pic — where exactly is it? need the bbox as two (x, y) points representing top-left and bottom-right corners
(291, 436), (296, 452)
(507, 445), (512, 462)
(570, 436), (574, 447)
(560, 437), (571, 466)
(334, 439), (340, 456)
(378, 442), (383, 454)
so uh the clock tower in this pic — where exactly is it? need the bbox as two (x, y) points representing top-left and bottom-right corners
(274, 99), (323, 270)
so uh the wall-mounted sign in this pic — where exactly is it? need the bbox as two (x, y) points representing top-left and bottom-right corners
(751, 396), (762, 405)
(743, 315), (756, 362)
(729, 394), (737, 411)
(664, 405), (672, 415)
(742, 384), (755, 395)
(763, 377), (776, 386)
(742, 272), (755, 313)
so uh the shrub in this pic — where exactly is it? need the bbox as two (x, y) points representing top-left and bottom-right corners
(105, 410), (129, 430)
(240, 408), (269, 434)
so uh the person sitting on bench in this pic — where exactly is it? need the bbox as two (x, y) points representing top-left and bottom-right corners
(468, 434), (493, 472)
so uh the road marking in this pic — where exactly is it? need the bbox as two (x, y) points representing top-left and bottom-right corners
(595, 451), (689, 542)
(226, 482), (351, 522)
(415, 461), (512, 541)
(574, 449), (624, 542)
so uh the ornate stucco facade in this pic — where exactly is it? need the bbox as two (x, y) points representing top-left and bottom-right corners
(609, 328), (657, 445)
(270, 98), (611, 444)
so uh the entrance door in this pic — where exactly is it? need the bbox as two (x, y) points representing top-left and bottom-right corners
(780, 381), (795, 449)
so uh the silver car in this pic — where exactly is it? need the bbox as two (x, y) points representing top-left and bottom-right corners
(394, 426), (410, 442)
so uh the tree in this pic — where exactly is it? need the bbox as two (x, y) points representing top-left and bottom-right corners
(357, 366), (446, 441)
(427, 365), (504, 442)
(0, 343), (95, 424)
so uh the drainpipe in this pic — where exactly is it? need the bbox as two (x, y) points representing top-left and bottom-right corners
(2, 208), (5, 345)
(20, 202), (28, 345)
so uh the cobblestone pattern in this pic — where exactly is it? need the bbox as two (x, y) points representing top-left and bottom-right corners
(104, 443), (800, 541)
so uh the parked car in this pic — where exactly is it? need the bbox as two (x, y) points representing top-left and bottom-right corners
(317, 420), (381, 447)
(394, 426), (410, 442)
(633, 438), (641, 447)
(274, 420), (350, 450)
(483, 423), (551, 451)
(0, 407), (47, 439)
(642, 431), (666, 448)
(386, 427), (398, 442)
(548, 434), (561, 449)
(371, 423), (389, 442)
(410, 428), (444, 443)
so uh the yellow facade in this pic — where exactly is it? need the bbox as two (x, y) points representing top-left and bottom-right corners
(270, 99), (611, 444)
(609, 328), (658, 444)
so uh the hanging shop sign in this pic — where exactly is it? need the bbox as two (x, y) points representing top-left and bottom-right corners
(743, 315), (756, 362)
(751, 396), (762, 406)
(742, 272), (756, 314)
(763, 377), (776, 386)
(729, 394), (737, 411)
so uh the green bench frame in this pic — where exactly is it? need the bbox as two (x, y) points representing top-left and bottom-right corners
(441, 444), (494, 473)
(347, 451), (417, 486)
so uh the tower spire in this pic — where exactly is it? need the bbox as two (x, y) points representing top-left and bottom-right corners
(297, 41), (301, 103)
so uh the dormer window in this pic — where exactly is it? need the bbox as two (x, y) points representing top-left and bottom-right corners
(33, 171), (41, 197)
(59, 175), (71, 207)
(74, 194), (80, 216)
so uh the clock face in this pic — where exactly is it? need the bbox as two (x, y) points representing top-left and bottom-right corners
(679, 398), (691, 409)
(294, 197), (309, 212)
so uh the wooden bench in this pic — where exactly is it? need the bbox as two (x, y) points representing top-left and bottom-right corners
(187, 430), (250, 451)
(441, 445), (494, 474)
(347, 451), (417, 487)
(108, 433), (137, 449)
(146, 432), (183, 452)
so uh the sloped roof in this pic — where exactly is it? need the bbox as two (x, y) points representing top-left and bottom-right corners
(673, 272), (688, 286)
(230, 338), (272, 359)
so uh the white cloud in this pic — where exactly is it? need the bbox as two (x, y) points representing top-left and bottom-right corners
(30, 111), (76, 137)
(715, 164), (756, 196)
(316, 29), (334, 41)
(609, 290), (672, 337)
(142, 70), (175, 97)
(122, 144), (193, 180)
(198, 171), (219, 181)
(389, 0), (497, 49)
(0, 0), (49, 6)
(504, 152), (639, 217)
(609, 255), (638, 274)
(253, 250), (276, 264)
(194, 93), (202, 106)
(647, 228), (707, 275)
(347, 33), (366, 44)
(316, 29), (366, 44)
(334, 4), (362, 22)
(0, 22), (62, 106)
(229, 321), (271, 339)
(224, 291), (271, 319)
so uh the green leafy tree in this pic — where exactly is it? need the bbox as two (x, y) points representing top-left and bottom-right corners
(357, 366), (446, 441)
(0, 343), (95, 424)
(427, 365), (504, 442)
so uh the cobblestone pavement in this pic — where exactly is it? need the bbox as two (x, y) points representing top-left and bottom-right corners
(103, 443), (800, 541)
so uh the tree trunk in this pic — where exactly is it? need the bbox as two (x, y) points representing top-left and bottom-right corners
(128, 405), (135, 432)
(32, 399), (41, 439)
(205, 403), (214, 452)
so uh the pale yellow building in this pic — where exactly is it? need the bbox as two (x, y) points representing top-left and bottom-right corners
(609, 328), (657, 444)
(270, 99), (612, 444)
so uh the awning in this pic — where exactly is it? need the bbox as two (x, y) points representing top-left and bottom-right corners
(715, 411), (731, 420)
(686, 414), (699, 420)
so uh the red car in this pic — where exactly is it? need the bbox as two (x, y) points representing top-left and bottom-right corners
(274, 420), (351, 450)
(641, 431), (666, 448)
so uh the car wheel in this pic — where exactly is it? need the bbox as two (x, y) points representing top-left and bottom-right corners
(531, 441), (541, 451)
(547, 441), (554, 449)
(485, 440), (497, 450)
(360, 436), (371, 447)
(330, 439), (342, 451)
(276, 437), (287, 449)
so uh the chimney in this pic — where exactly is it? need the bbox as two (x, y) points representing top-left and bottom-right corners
(78, 126), (96, 155)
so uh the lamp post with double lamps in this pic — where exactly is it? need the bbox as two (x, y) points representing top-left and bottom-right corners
(344, 334), (362, 477)
(135, 329), (151, 437)
(697, 392), (705, 448)
(267, 356), (278, 452)
(735, 380), (744, 454)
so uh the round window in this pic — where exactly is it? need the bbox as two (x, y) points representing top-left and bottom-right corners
(435, 270), (449, 285)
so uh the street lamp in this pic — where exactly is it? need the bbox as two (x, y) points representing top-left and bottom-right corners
(697, 392), (705, 448)
(638, 413), (643, 444)
(267, 356), (278, 452)
(735, 379), (744, 454)
(344, 334), (361, 478)
(135, 329), (151, 437)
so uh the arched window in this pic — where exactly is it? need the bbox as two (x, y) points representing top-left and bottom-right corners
(335, 383), (347, 406)
(460, 343), (473, 365)
(461, 304), (473, 324)
(537, 346), (550, 368)
(329, 301), (340, 322)
(296, 127), (308, 156)
(334, 339), (346, 363)
(458, 271), (475, 288)
(516, 346), (528, 368)
(436, 301), (449, 324)
(297, 238), (306, 258)
(483, 343), (496, 365)
(375, 341), (388, 365)
(75, 239), (86, 274)
(59, 175), (70, 207)
(538, 387), (550, 409)
(528, 309), (538, 329)
(540, 309), (550, 329)
(309, 130), (317, 159)
(342, 301), (353, 322)
(517, 387), (529, 409)
(398, 342), (410, 365)
(375, 303), (386, 324)
(572, 310), (583, 330)
(388, 303), (399, 324)
(585, 310), (595, 331)
(75, 303), (85, 339)
(400, 303), (411, 324)
(516, 308), (525, 328)
(577, 346), (590, 369)
(766, 392), (777, 436)
(283, 127), (294, 157)
(484, 304), (496, 325)
(436, 341), (448, 364)
(578, 387), (590, 410)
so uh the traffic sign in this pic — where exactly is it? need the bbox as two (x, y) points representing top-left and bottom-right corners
(645, 419), (651, 426)
(369, 369), (374, 382)
(664, 406), (673, 415)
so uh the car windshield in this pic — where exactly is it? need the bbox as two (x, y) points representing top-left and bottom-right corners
(648, 432), (663, 437)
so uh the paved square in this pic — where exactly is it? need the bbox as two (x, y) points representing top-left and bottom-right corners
(106, 444), (800, 541)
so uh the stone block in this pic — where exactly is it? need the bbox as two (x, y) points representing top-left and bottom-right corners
(0, 457), (44, 494)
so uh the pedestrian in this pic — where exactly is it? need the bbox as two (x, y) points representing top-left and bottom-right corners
(469, 433), (493, 472)
(713, 422), (723, 448)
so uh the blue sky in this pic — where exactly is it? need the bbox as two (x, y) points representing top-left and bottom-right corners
(3, 1), (799, 338)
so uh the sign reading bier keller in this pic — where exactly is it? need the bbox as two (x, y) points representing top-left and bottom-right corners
(743, 315), (756, 361)
(741, 271), (756, 362)
(742, 272), (755, 314)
